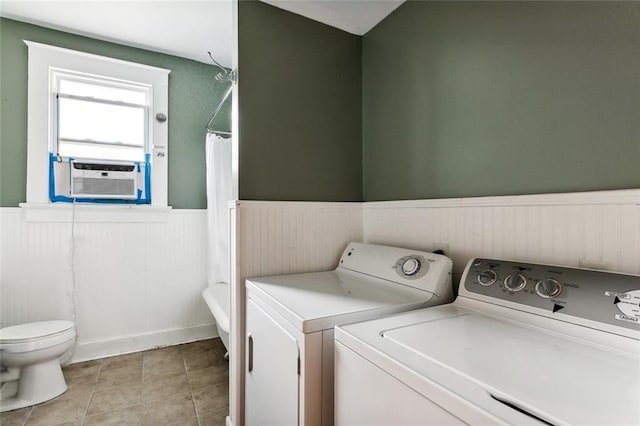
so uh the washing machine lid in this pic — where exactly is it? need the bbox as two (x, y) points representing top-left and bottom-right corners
(0, 320), (74, 343)
(377, 312), (640, 426)
(246, 269), (434, 333)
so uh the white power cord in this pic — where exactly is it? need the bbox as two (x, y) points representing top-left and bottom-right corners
(65, 198), (79, 361)
(70, 198), (78, 323)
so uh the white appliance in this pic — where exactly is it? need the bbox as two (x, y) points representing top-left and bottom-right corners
(244, 242), (454, 426)
(335, 258), (640, 425)
(70, 160), (138, 199)
(0, 320), (76, 412)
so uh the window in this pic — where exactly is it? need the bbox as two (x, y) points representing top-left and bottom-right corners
(25, 41), (170, 207)
(54, 74), (150, 162)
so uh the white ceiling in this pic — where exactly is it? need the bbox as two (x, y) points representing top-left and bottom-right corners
(262, 0), (405, 35)
(0, 0), (404, 67)
(0, 0), (233, 66)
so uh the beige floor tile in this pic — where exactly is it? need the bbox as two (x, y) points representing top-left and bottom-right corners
(206, 339), (227, 359)
(192, 382), (229, 416)
(142, 356), (185, 382)
(53, 374), (98, 402)
(24, 395), (90, 426)
(181, 339), (216, 354)
(6, 342), (227, 426)
(211, 339), (227, 354)
(62, 360), (102, 380)
(142, 346), (181, 367)
(187, 364), (228, 390)
(95, 365), (142, 392)
(141, 371), (190, 404)
(83, 405), (143, 426)
(0, 406), (33, 426)
(101, 352), (143, 372)
(87, 385), (142, 416)
(183, 351), (217, 372)
(198, 408), (228, 426)
(183, 339), (226, 361)
(142, 396), (197, 426)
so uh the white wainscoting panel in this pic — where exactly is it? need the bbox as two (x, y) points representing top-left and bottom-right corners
(237, 201), (363, 279)
(230, 201), (363, 426)
(0, 207), (216, 362)
(363, 190), (640, 282)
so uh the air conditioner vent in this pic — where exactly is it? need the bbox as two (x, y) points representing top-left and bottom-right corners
(72, 177), (136, 197)
(73, 162), (136, 172)
(70, 161), (138, 199)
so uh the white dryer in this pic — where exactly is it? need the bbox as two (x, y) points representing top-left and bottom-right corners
(334, 258), (640, 425)
(244, 242), (454, 426)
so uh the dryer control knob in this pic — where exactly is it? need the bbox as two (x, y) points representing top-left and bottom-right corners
(402, 258), (421, 276)
(504, 273), (527, 292)
(477, 270), (497, 286)
(535, 278), (562, 299)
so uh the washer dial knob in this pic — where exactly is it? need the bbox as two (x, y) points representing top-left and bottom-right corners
(402, 258), (421, 276)
(535, 278), (562, 299)
(504, 273), (527, 292)
(394, 255), (428, 279)
(477, 270), (498, 286)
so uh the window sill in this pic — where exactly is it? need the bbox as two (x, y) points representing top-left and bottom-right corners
(19, 203), (172, 223)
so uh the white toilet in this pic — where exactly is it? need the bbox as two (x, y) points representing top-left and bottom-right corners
(0, 320), (76, 412)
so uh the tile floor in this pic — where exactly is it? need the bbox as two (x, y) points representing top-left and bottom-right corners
(1, 338), (229, 426)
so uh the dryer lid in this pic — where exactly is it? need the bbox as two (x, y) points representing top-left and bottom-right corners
(0, 320), (74, 343)
(246, 269), (434, 333)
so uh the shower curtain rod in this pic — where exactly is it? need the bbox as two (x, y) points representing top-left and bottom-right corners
(206, 84), (233, 136)
(207, 51), (236, 83)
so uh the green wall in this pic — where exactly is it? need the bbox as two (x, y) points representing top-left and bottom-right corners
(237, 1), (362, 201)
(0, 18), (231, 208)
(363, 1), (640, 200)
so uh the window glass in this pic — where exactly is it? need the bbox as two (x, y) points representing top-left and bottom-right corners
(57, 95), (147, 162)
(58, 78), (147, 104)
(58, 96), (146, 146)
(58, 139), (145, 162)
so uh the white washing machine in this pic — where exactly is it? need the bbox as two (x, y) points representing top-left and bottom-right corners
(244, 242), (454, 426)
(335, 257), (640, 425)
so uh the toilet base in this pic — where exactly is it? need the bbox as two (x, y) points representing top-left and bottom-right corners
(0, 359), (67, 412)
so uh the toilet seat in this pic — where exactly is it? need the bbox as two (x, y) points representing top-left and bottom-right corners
(0, 321), (75, 352)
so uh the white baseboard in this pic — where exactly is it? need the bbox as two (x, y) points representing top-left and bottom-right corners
(70, 324), (218, 363)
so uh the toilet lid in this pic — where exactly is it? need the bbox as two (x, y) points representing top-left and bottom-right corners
(0, 320), (74, 343)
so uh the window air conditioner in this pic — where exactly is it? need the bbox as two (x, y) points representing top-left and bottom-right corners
(70, 161), (138, 199)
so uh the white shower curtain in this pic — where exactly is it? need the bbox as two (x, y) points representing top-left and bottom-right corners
(206, 133), (233, 285)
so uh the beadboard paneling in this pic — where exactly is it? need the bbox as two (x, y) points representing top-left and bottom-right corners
(237, 201), (363, 279)
(230, 201), (363, 426)
(362, 191), (640, 281)
(0, 208), (215, 361)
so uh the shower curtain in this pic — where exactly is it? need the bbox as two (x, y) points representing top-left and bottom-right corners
(206, 133), (232, 285)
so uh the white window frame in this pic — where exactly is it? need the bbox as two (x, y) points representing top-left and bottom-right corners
(24, 41), (170, 208)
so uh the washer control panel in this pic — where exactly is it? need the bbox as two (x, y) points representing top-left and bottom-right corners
(337, 242), (453, 296)
(463, 258), (640, 331)
(394, 255), (429, 280)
